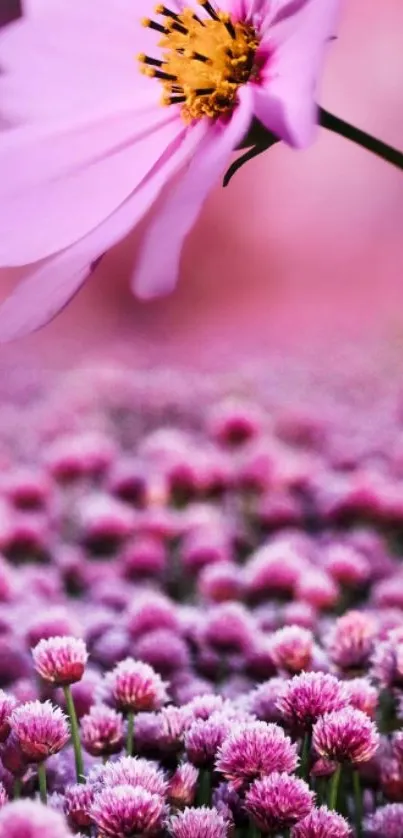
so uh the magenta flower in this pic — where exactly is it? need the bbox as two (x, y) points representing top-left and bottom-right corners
(0, 0), (338, 340)
(64, 783), (95, 830)
(245, 772), (314, 833)
(32, 636), (88, 687)
(363, 803), (403, 837)
(101, 756), (168, 798)
(371, 628), (403, 689)
(80, 704), (125, 757)
(169, 806), (229, 838)
(0, 786), (7, 811)
(156, 705), (193, 755)
(326, 611), (376, 672)
(185, 713), (233, 768)
(91, 784), (167, 838)
(10, 700), (70, 763)
(277, 672), (348, 733)
(185, 694), (227, 721)
(134, 628), (190, 676)
(0, 690), (18, 743)
(126, 593), (180, 639)
(215, 720), (298, 790)
(0, 800), (72, 838)
(268, 626), (314, 674)
(291, 806), (351, 838)
(168, 764), (199, 809)
(343, 677), (379, 719)
(248, 677), (288, 724)
(106, 657), (168, 713)
(312, 707), (379, 766)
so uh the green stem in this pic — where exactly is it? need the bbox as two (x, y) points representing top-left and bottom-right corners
(328, 765), (342, 811)
(319, 108), (403, 172)
(13, 778), (22, 800)
(196, 768), (211, 806)
(63, 685), (85, 783)
(37, 762), (47, 804)
(248, 822), (261, 838)
(353, 769), (363, 838)
(127, 711), (135, 757)
(299, 732), (312, 782)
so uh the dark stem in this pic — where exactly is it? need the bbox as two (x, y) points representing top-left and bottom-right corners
(319, 107), (403, 171)
(328, 765), (342, 811)
(37, 762), (47, 805)
(353, 769), (363, 838)
(13, 778), (22, 800)
(299, 731), (312, 782)
(127, 711), (135, 757)
(63, 685), (85, 783)
(196, 768), (211, 806)
(248, 821), (261, 838)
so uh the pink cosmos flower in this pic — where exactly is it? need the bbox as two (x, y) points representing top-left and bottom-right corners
(0, 0), (338, 341)
(32, 636), (88, 686)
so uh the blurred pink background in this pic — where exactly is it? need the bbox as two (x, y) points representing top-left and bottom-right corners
(0, 0), (402, 375)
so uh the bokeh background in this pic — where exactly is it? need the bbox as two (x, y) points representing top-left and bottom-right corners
(0, 0), (402, 384)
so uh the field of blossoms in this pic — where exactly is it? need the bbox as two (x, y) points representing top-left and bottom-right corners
(0, 364), (402, 838)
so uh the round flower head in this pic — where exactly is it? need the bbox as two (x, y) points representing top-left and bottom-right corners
(215, 721), (298, 790)
(107, 657), (168, 713)
(325, 545), (370, 588)
(101, 756), (168, 798)
(277, 672), (348, 733)
(10, 700), (70, 763)
(0, 690), (18, 742)
(268, 626), (314, 674)
(168, 763), (199, 809)
(207, 399), (263, 447)
(295, 570), (339, 611)
(198, 561), (244, 603)
(134, 629), (190, 677)
(91, 784), (167, 838)
(363, 803), (403, 837)
(0, 799), (72, 838)
(291, 805), (351, 838)
(201, 603), (255, 655)
(326, 612), (376, 671)
(32, 636), (88, 686)
(245, 773), (314, 833)
(169, 806), (229, 838)
(185, 713), (233, 768)
(244, 542), (304, 600)
(184, 694), (227, 722)
(371, 628), (403, 689)
(126, 593), (180, 639)
(156, 705), (193, 755)
(312, 707), (379, 765)
(248, 678), (288, 724)
(80, 704), (125, 757)
(64, 783), (95, 830)
(343, 678), (378, 719)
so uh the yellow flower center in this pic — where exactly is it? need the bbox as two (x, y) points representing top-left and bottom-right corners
(139, 1), (259, 121)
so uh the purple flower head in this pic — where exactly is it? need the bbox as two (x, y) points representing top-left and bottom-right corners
(0, 690), (18, 742)
(134, 629), (190, 677)
(379, 752), (403, 803)
(185, 713), (233, 769)
(66, 668), (103, 719)
(371, 628), (403, 689)
(45, 432), (115, 482)
(184, 695), (227, 722)
(313, 707), (379, 765)
(215, 721), (298, 791)
(277, 672), (348, 733)
(168, 763), (199, 809)
(363, 803), (403, 837)
(80, 704), (125, 757)
(326, 612), (376, 671)
(78, 493), (135, 549)
(91, 626), (131, 669)
(10, 700), (69, 763)
(291, 805), (351, 838)
(245, 772), (314, 833)
(180, 528), (232, 577)
(282, 602), (318, 631)
(25, 607), (81, 649)
(101, 756), (168, 798)
(169, 806), (229, 838)
(343, 678), (379, 719)
(248, 678), (288, 724)
(268, 626), (314, 674)
(201, 604), (255, 655)
(120, 536), (166, 580)
(244, 542), (304, 601)
(1, 467), (50, 512)
(91, 784), (167, 838)
(126, 593), (180, 639)
(373, 576), (403, 610)
(198, 562), (244, 604)
(0, 799), (72, 838)
(32, 636), (88, 686)
(325, 545), (370, 588)
(64, 782), (95, 830)
(0, 732), (27, 777)
(245, 634), (277, 680)
(208, 399), (263, 447)
(296, 570), (339, 611)
(106, 658), (168, 713)
(156, 705), (192, 755)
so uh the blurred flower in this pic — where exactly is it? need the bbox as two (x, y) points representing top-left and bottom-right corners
(245, 772), (314, 832)
(363, 803), (403, 837)
(168, 764), (199, 809)
(326, 612), (376, 672)
(0, 690), (18, 742)
(0, 799), (72, 838)
(343, 678), (378, 719)
(268, 626), (314, 674)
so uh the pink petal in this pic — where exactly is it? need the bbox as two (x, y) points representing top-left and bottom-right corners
(133, 87), (254, 299)
(254, 0), (340, 147)
(0, 102), (182, 265)
(0, 118), (205, 342)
